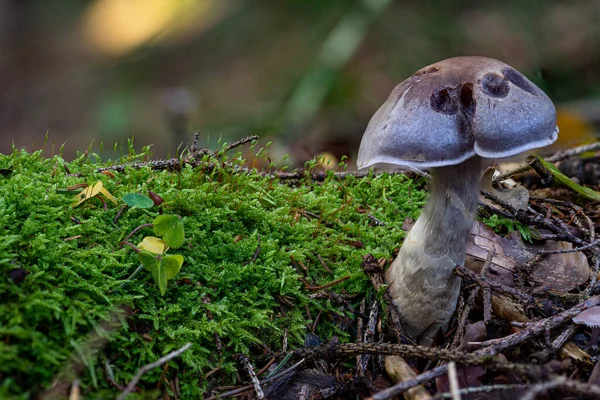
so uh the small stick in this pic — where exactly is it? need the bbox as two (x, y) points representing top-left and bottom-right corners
(493, 142), (600, 182)
(529, 325), (579, 363)
(483, 286), (492, 324)
(368, 364), (448, 400)
(537, 239), (600, 255)
(239, 354), (264, 399)
(475, 296), (600, 355)
(312, 310), (322, 333)
(209, 135), (259, 158)
(356, 298), (366, 377)
(243, 234), (261, 265)
(190, 131), (201, 154)
(69, 380), (80, 400)
(481, 191), (588, 248)
(586, 256), (600, 295)
(204, 359), (305, 400)
(282, 328), (288, 353)
(302, 275), (350, 291)
(432, 384), (527, 399)
(448, 362), (462, 400)
(451, 291), (477, 350)
(361, 300), (379, 373)
(454, 264), (533, 304)
(156, 363), (169, 391)
(482, 249), (495, 324)
(317, 254), (334, 275)
(526, 156), (554, 185)
(521, 375), (567, 400)
(452, 249), (495, 348)
(117, 343), (192, 400)
(256, 358), (275, 376)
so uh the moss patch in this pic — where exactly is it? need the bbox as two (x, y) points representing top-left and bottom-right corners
(0, 147), (426, 398)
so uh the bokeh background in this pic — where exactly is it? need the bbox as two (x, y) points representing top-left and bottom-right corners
(1, 0), (599, 165)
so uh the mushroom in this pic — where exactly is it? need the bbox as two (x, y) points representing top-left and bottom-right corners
(357, 56), (558, 345)
(573, 306), (600, 349)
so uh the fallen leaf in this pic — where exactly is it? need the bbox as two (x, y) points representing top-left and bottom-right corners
(466, 221), (516, 287)
(529, 240), (590, 292)
(71, 181), (103, 207)
(71, 181), (117, 207)
(467, 221), (590, 292)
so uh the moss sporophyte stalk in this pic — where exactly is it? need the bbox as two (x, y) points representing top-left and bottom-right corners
(0, 144), (425, 398)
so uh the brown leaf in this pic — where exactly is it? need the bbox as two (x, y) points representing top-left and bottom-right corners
(466, 221), (516, 287)
(467, 221), (590, 292)
(529, 240), (590, 291)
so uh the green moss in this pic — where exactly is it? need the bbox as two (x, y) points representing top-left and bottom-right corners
(481, 214), (534, 242)
(0, 148), (426, 398)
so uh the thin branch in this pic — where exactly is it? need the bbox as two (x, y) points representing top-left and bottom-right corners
(493, 142), (600, 182)
(239, 354), (264, 399)
(209, 135), (259, 158)
(448, 362), (462, 400)
(204, 359), (305, 400)
(368, 364), (448, 400)
(475, 295), (600, 355)
(454, 264), (533, 304)
(117, 343), (192, 400)
(432, 384), (527, 399)
(537, 239), (600, 255)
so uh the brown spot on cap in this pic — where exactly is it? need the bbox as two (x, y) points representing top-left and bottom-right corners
(481, 73), (510, 98)
(430, 87), (459, 115)
(502, 67), (537, 96)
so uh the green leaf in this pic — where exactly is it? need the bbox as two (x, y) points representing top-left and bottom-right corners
(162, 255), (184, 280)
(138, 250), (159, 271)
(536, 157), (600, 201)
(122, 193), (154, 208)
(153, 215), (185, 249)
(138, 250), (183, 296)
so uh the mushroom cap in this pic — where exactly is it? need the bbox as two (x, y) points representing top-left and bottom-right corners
(357, 56), (558, 169)
(573, 306), (600, 327)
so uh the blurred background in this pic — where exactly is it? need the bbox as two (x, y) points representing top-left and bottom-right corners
(1, 0), (599, 165)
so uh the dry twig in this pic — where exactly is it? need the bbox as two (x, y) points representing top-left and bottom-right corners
(475, 295), (600, 355)
(493, 142), (600, 182)
(117, 342), (192, 400)
(454, 264), (533, 304)
(239, 355), (264, 399)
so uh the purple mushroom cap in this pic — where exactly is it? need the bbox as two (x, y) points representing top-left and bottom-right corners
(573, 306), (600, 327)
(573, 306), (600, 349)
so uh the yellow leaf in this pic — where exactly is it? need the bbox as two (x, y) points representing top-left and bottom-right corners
(560, 341), (592, 365)
(99, 186), (118, 204)
(138, 236), (166, 254)
(71, 181), (104, 207)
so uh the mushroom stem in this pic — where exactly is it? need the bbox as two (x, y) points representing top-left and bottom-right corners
(591, 326), (599, 349)
(386, 155), (482, 345)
